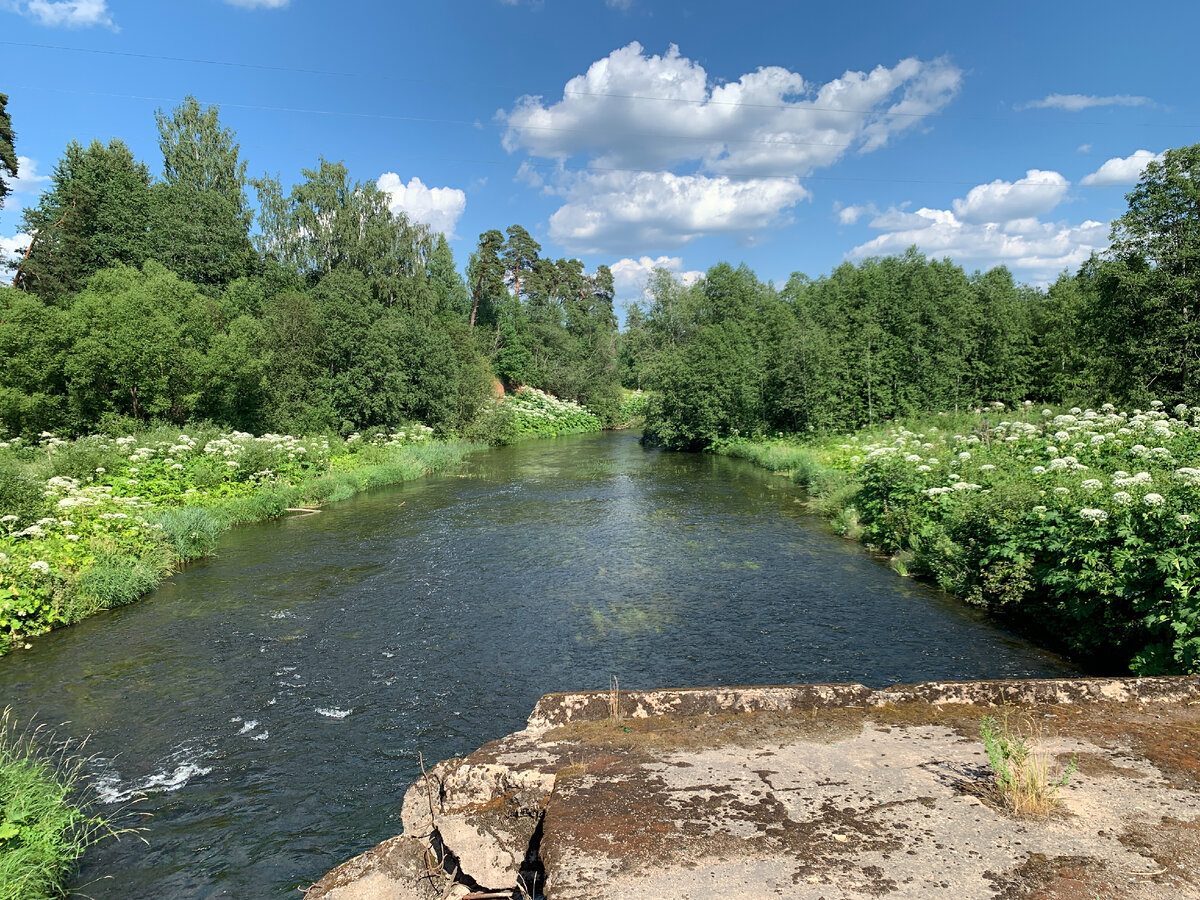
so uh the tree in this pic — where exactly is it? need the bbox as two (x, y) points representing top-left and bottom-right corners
(16, 139), (155, 300)
(63, 262), (218, 423)
(155, 95), (251, 229)
(1092, 144), (1200, 401)
(252, 159), (432, 310)
(152, 97), (255, 288)
(0, 93), (17, 208)
(467, 229), (505, 328)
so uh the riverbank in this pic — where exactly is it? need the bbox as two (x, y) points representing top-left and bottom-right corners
(306, 675), (1200, 899)
(0, 426), (473, 654)
(718, 403), (1200, 677)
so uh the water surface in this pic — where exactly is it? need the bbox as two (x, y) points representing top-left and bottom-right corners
(0, 432), (1075, 898)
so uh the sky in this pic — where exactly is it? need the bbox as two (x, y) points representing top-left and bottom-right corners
(1, 0), (1198, 313)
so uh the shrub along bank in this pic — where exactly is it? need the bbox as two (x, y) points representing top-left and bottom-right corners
(0, 425), (472, 653)
(721, 401), (1200, 676)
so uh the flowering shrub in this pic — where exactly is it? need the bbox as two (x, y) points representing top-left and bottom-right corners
(504, 387), (602, 438)
(0, 424), (460, 651)
(615, 389), (651, 425)
(728, 400), (1200, 674)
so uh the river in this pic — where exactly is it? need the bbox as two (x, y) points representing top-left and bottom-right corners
(0, 432), (1076, 897)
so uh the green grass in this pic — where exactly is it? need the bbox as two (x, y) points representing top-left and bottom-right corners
(0, 709), (141, 900)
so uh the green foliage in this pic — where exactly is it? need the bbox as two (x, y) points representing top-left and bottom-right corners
(502, 387), (602, 440)
(77, 549), (168, 610)
(17, 139), (156, 300)
(154, 507), (224, 561)
(726, 402), (1200, 675)
(0, 93), (16, 209)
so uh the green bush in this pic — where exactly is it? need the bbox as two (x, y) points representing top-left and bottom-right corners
(155, 506), (224, 561)
(721, 402), (1200, 675)
(77, 550), (166, 609)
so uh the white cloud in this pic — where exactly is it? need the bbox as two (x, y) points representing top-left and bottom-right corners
(224, 0), (290, 7)
(498, 43), (961, 251)
(7, 0), (115, 28)
(10, 156), (51, 196)
(847, 168), (1109, 284)
(951, 169), (1070, 224)
(1080, 149), (1163, 187)
(501, 44), (961, 175)
(610, 255), (703, 302)
(376, 174), (466, 238)
(1020, 93), (1152, 112)
(605, 0), (633, 8)
(1, 232), (31, 271)
(835, 203), (874, 225)
(1077, 144), (1092, 153)
(547, 169), (810, 253)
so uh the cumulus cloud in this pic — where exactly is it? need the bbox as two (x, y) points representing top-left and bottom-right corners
(547, 170), (810, 253)
(376, 174), (466, 238)
(1080, 149), (1163, 187)
(498, 43), (961, 252)
(610, 255), (703, 301)
(847, 168), (1109, 284)
(951, 169), (1070, 224)
(1020, 93), (1152, 112)
(6, 0), (115, 28)
(9, 156), (51, 196)
(224, 0), (290, 7)
(502, 44), (961, 175)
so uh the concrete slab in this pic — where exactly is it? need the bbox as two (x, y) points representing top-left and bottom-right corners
(305, 677), (1200, 900)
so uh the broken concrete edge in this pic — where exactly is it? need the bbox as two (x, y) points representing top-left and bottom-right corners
(525, 675), (1200, 729)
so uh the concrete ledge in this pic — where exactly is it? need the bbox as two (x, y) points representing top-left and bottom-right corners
(528, 676), (1200, 729)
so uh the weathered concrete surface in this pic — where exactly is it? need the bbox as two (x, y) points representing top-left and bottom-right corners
(305, 677), (1200, 899)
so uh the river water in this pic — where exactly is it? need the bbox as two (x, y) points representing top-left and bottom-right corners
(0, 432), (1075, 897)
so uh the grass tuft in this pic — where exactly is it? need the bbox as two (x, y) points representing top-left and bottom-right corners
(0, 708), (145, 900)
(979, 712), (1077, 818)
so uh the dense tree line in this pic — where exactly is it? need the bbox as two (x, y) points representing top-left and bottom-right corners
(0, 98), (622, 438)
(623, 143), (1200, 449)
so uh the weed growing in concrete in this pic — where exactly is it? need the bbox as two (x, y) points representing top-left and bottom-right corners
(979, 713), (1076, 817)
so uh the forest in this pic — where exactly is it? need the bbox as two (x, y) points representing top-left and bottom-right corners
(2, 93), (1198, 453)
(0, 95), (622, 442)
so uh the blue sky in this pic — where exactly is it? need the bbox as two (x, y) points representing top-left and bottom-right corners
(2, 0), (1198, 310)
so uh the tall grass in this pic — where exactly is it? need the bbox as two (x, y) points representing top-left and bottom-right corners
(0, 709), (143, 900)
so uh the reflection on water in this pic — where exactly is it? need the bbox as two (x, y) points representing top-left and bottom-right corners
(0, 432), (1076, 898)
